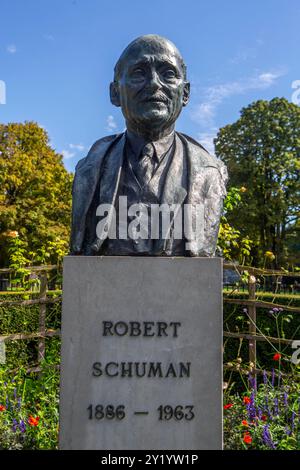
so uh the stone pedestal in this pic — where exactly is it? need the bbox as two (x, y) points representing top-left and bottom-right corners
(59, 256), (223, 450)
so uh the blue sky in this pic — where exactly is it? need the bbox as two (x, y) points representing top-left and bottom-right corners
(0, 0), (299, 172)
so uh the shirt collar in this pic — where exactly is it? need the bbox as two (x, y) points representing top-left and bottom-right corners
(126, 130), (175, 161)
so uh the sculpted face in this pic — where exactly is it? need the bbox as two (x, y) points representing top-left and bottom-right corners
(110, 35), (190, 138)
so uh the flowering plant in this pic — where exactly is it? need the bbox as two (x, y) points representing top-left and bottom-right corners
(224, 370), (300, 450)
(0, 361), (59, 449)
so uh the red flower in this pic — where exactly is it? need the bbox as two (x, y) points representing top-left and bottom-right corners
(0, 404), (6, 411)
(243, 432), (252, 444)
(261, 415), (267, 421)
(224, 403), (234, 410)
(242, 420), (249, 427)
(28, 416), (40, 426)
(243, 396), (251, 405)
(273, 353), (281, 361)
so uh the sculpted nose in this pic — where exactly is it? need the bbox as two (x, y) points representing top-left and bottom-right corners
(147, 71), (160, 91)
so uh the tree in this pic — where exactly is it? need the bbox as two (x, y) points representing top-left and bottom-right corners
(214, 98), (300, 268)
(0, 121), (73, 267)
(217, 187), (253, 265)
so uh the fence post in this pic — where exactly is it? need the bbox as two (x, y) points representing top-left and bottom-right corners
(38, 271), (47, 364)
(248, 275), (257, 373)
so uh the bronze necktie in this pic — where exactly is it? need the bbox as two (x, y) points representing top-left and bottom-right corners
(137, 143), (155, 186)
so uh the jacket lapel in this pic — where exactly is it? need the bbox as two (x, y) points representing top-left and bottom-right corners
(71, 134), (125, 253)
(154, 134), (187, 253)
(91, 134), (126, 251)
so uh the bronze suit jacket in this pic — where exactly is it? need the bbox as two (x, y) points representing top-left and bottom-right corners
(70, 132), (228, 256)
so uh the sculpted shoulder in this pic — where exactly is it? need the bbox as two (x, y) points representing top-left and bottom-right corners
(177, 132), (228, 182)
(75, 133), (123, 172)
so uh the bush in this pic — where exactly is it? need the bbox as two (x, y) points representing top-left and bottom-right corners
(224, 370), (300, 449)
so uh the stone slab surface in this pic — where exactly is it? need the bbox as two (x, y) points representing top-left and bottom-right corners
(59, 256), (223, 450)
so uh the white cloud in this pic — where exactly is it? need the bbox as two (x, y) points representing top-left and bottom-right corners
(192, 102), (215, 125)
(69, 143), (85, 151)
(258, 72), (279, 85)
(61, 143), (85, 160)
(229, 38), (265, 65)
(230, 48), (257, 65)
(62, 149), (75, 159)
(105, 115), (117, 132)
(0, 80), (6, 105)
(7, 44), (16, 54)
(197, 130), (218, 155)
(229, 39), (264, 65)
(191, 69), (285, 156)
(191, 70), (285, 126)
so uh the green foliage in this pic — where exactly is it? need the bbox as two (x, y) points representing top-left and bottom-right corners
(0, 342), (60, 450)
(215, 98), (300, 268)
(0, 122), (73, 267)
(6, 236), (31, 288)
(223, 295), (300, 389)
(0, 291), (61, 449)
(218, 187), (253, 264)
(0, 292), (61, 369)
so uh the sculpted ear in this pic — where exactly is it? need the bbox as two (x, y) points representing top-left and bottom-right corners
(182, 82), (190, 107)
(110, 81), (121, 107)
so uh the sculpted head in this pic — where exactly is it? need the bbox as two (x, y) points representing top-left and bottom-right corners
(110, 35), (190, 139)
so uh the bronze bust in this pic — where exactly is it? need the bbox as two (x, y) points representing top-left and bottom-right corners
(70, 35), (228, 256)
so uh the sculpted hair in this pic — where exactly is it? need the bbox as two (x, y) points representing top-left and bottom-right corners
(113, 35), (187, 82)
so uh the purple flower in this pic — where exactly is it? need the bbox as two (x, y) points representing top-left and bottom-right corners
(249, 374), (256, 390)
(262, 425), (276, 449)
(12, 418), (18, 433)
(278, 372), (281, 388)
(283, 392), (288, 409)
(265, 396), (273, 421)
(271, 368), (275, 387)
(17, 397), (21, 409)
(285, 426), (291, 436)
(13, 388), (17, 400)
(273, 397), (279, 416)
(291, 411), (296, 432)
(5, 397), (10, 410)
(263, 370), (267, 385)
(264, 395), (269, 411)
(19, 419), (26, 433)
(247, 391), (256, 422)
(257, 407), (263, 420)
